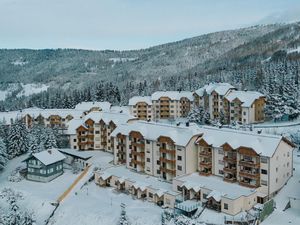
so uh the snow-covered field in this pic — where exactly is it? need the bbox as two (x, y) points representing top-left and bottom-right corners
(1, 144), (300, 225)
(16, 83), (49, 97)
(0, 151), (163, 225)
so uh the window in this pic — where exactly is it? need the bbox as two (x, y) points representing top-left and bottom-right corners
(147, 158), (150, 163)
(261, 157), (268, 163)
(177, 165), (182, 171)
(243, 112), (246, 115)
(203, 193), (207, 199)
(95, 131), (100, 134)
(287, 152), (290, 157)
(177, 186), (182, 191)
(177, 156), (182, 161)
(276, 167), (278, 172)
(261, 180), (268, 186)
(224, 203), (228, 210)
(218, 160), (224, 165)
(261, 169), (268, 175)
(149, 193), (153, 198)
(73, 139), (77, 142)
(146, 140), (150, 144)
(287, 162), (290, 167)
(218, 149), (224, 155)
(157, 170), (161, 174)
(40, 169), (46, 174)
(219, 170), (224, 175)
(276, 178), (278, 183)
(157, 160), (160, 165)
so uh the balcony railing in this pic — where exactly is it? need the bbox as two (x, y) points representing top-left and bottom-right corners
(239, 180), (259, 188)
(223, 156), (237, 162)
(160, 157), (176, 164)
(223, 167), (237, 174)
(223, 176), (236, 183)
(160, 167), (176, 175)
(199, 171), (211, 176)
(199, 151), (211, 157)
(239, 160), (260, 168)
(239, 170), (260, 179)
(159, 147), (176, 155)
(131, 159), (145, 167)
(199, 161), (212, 167)
(131, 150), (145, 157)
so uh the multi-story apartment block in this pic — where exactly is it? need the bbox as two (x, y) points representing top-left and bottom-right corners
(128, 91), (193, 121)
(128, 96), (152, 120)
(107, 123), (295, 215)
(68, 111), (136, 152)
(111, 121), (201, 181)
(195, 126), (294, 197)
(223, 91), (265, 124)
(194, 83), (266, 124)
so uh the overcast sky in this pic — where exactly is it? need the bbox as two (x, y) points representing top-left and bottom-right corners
(1, 0), (300, 50)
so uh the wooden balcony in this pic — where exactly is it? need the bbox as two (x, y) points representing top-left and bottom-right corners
(86, 134), (94, 138)
(239, 171), (260, 179)
(223, 167), (237, 174)
(131, 159), (145, 167)
(239, 180), (259, 188)
(199, 161), (212, 167)
(239, 160), (260, 168)
(160, 157), (176, 164)
(199, 151), (211, 157)
(160, 167), (176, 175)
(131, 142), (145, 148)
(131, 150), (145, 157)
(224, 177), (236, 183)
(223, 156), (237, 163)
(159, 147), (176, 155)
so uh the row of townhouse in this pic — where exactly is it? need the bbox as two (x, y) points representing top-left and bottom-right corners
(129, 83), (266, 124)
(67, 111), (136, 152)
(193, 83), (266, 124)
(128, 91), (194, 121)
(0, 101), (112, 131)
(108, 121), (294, 215)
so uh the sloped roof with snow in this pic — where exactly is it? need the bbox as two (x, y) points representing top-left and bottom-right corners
(225, 91), (265, 107)
(74, 101), (111, 111)
(195, 83), (235, 96)
(111, 121), (202, 146)
(128, 96), (152, 105)
(176, 173), (255, 200)
(29, 149), (66, 166)
(151, 91), (193, 101)
(198, 126), (287, 157)
(66, 119), (84, 135)
(58, 148), (93, 160)
(84, 111), (135, 125)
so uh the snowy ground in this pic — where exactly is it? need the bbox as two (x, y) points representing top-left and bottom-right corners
(1, 145), (300, 225)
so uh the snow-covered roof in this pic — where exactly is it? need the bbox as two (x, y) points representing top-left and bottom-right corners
(151, 91), (194, 101)
(66, 119), (84, 135)
(29, 149), (66, 166)
(96, 165), (177, 195)
(110, 106), (130, 115)
(111, 121), (202, 146)
(58, 148), (93, 160)
(198, 126), (288, 157)
(225, 91), (265, 107)
(84, 111), (135, 125)
(74, 101), (111, 111)
(207, 190), (223, 202)
(176, 173), (256, 200)
(195, 83), (235, 96)
(128, 96), (152, 105)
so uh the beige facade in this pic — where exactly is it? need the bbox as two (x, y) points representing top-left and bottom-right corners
(128, 91), (193, 121)
(112, 122), (201, 181)
(69, 111), (136, 152)
(194, 83), (266, 124)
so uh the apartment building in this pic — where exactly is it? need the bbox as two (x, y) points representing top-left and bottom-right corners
(128, 96), (152, 120)
(194, 83), (236, 120)
(128, 91), (193, 121)
(223, 91), (265, 124)
(194, 83), (266, 124)
(111, 121), (202, 181)
(68, 111), (136, 152)
(195, 126), (294, 197)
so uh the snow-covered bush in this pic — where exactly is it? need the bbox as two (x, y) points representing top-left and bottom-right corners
(8, 166), (24, 182)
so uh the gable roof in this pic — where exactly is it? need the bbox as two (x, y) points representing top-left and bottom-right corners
(111, 121), (201, 146)
(128, 96), (152, 105)
(58, 148), (93, 160)
(74, 101), (111, 111)
(195, 83), (235, 96)
(151, 91), (193, 101)
(197, 126), (291, 157)
(225, 91), (265, 107)
(27, 149), (66, 166)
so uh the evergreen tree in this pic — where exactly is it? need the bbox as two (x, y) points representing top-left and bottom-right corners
(0, 138), (8, 171)
(7, 121), (28, 159)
